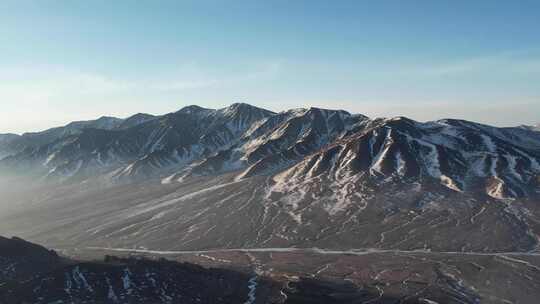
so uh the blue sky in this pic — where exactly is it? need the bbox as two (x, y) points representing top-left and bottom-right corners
(1, 0), (539, 134)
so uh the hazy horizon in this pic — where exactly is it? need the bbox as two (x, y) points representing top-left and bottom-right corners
(1, 100), (538, 136)
(1, 0), (539, 134)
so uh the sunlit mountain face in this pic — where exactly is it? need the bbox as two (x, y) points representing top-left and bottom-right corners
(1, 103), (539, 198)
(1, 103), (539, 304)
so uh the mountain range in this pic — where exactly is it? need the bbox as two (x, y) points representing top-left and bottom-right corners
(0, 103), (539, 253)
(1, 103), (539, 200)
(520, 123), (540, 132)
(1, 103), (540, 303)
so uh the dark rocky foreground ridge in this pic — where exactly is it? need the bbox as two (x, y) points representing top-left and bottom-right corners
(4, 236), (540, 304)
(0, 236), (262, 304)
(0, 236), (499, 304)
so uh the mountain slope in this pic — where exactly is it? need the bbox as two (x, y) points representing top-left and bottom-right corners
(0, 104), (539, 254)
(113, 103), (276, 179)
(520, 123), (540, 133)
(0, 115), (145, 161)
(0, 134), (20, 159)
(274, 117), (540, 199)
(172, 107), (367, 181)
(5, 104), (537, 197)
(0, 103), (275, 180)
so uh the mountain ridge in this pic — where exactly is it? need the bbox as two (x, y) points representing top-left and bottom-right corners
(1, 104), (539, 265)
(1, 103), (539, 201)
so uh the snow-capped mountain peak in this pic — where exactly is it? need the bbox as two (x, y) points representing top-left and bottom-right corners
(1, 104), (538, 201)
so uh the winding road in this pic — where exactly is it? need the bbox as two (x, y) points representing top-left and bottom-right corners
(86, 246), (540, 257)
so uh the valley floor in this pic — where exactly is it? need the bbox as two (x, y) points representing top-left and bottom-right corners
(73, 246), (540, 304)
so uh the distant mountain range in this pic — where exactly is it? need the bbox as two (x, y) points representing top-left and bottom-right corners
(1, 103), (538, 200)
(520, 123), (540, 132)
(0, 104), (539, 253)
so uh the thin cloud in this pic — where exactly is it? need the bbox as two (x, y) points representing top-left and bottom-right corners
(0, 61), (283, 100)
(147, 61), (282, 91)
(406, 49), (540, 77)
